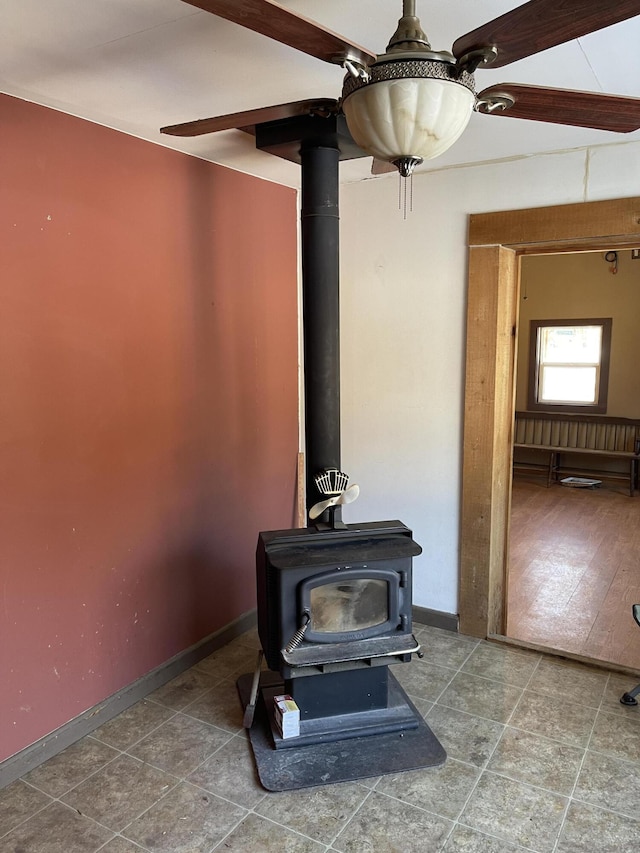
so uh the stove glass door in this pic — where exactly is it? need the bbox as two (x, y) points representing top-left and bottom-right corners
(310, 578), (388, 633)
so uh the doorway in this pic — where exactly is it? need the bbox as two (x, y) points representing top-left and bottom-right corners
(458, 196), (640, 669)
(507, 251), (640, 669)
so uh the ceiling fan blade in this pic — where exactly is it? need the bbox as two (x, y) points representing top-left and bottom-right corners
(476, 84), (640, 133)
(453, 0), (640, 69)
(161, 98), (339, 137)
(182, 0), (376, 67)
(371, 158), (397, 175)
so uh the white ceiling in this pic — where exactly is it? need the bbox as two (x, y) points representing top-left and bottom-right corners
(2, 0), (639, 188)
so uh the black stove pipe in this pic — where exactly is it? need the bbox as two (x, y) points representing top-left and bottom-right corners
(300, 141), (341, 522)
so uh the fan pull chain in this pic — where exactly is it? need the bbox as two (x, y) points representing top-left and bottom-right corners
(398, 173), (414, 219)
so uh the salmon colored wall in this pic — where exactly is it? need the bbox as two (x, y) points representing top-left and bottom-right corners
(0, 94), (299, 761)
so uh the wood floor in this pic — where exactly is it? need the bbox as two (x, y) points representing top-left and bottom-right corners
(507, 475), (640, 670)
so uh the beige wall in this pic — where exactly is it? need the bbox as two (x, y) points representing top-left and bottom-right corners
(515, 251), (640, 418)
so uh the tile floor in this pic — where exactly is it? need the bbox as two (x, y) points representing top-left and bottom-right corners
(1, 622), (640, 853)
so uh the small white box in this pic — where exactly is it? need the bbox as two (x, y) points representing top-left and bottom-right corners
(273, 694), (300, 739)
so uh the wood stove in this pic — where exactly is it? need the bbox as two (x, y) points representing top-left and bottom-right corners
(256, 520), (423, 748)
(235, 113), (445, 788)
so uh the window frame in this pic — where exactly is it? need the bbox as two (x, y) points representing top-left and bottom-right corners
(527, 317), (612, 414)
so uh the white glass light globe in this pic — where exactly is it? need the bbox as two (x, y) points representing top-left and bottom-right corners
(343, 76), (475, 163)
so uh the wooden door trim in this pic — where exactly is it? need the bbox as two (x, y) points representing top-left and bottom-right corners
(459, 196), (640, 638)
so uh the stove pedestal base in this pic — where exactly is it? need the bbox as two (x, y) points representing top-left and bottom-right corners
(236, 670), (446, 792)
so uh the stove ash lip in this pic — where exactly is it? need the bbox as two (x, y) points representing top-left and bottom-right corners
(281, 632), (422, 671)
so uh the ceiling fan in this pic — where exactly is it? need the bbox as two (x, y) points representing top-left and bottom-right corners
(161, 0), (640, 177)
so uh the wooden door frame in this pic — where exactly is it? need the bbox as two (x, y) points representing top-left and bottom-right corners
(459, 196), (640, 638)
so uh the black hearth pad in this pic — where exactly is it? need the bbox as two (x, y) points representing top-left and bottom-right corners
(236, 671), (447, 792)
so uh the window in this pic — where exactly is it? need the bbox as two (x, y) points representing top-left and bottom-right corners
(527, 318), (612, 413)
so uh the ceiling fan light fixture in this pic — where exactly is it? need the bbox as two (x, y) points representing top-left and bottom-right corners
(341, 1), (475, 175)
(342, 61), (475, 171)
